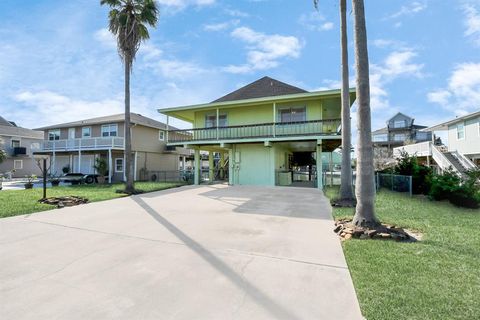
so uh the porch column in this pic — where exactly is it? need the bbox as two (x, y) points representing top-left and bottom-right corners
(208, 151), (214, 183)
(181, 156), (186, 171)
(228, 148), (234, 185)
(52, 150), (56, 176)
(134, 151), (138, 181)
(166, 116), (169, 143)
(216, 108), (219, 140)
(108, 149), (112, 184)
(329, 152), (334, 187)
(78, 150), (81, 173)
(123, 153), (126, 181)
(272, 102), (276, 137)
(316, 141), (323, 190)
(194, 149), (200, 185)
(219, 152), (225, 180)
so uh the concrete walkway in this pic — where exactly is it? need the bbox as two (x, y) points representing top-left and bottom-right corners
(0, 185), (362, 320)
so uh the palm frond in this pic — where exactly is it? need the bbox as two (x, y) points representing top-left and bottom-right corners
(313, 0), (319, 10)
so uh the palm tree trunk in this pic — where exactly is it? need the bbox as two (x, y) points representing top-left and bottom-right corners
(352, 0), (379, 227)
(339, 0), (354, 202)
(124, 56), (134, 193)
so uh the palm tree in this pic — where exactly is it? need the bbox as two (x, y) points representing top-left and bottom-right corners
(100, 0), (159, 193)
(351, 0), (380, 227)
(314, 0), (355, 205)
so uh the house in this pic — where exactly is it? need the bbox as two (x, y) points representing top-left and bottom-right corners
(372, 112), (432, 153)
(34, 113), (190, 183)
(159, 76), (355, 189)
(393, 110), (479, 176)
(0, 116), (44, 178)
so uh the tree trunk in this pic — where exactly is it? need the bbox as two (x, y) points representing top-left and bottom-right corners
(339, 0), (354, 202)
(352, 0), (379, 227)
(124, 57), (135, 193)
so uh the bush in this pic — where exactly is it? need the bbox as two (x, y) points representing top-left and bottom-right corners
(429, 169), (461, 201)
(429, 168), (480, 208)
(394, 151), (433, 194)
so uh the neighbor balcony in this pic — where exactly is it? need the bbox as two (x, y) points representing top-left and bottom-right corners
(167, 119), (341, 144)
(36, 137), (125, 152)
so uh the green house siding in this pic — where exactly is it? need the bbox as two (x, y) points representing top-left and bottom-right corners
(232, 144), (274, 186)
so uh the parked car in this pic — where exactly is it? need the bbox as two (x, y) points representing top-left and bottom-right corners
(60, 173), (102, 185)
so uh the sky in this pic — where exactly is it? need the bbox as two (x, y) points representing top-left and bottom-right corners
(0, 0), (479, 136)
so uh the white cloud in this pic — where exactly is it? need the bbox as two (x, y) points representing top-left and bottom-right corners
(428, 63), (480, 115)
(223, 26), (302, 74)
(157, 0), (215, 8)
(94, 28), (116, 48)
(203, 20), (239, 32)
(462, 3), (480, 45)
(387, 1), (427, 19)
(298, 12), (334, 32)
(379, 50), (425, 78)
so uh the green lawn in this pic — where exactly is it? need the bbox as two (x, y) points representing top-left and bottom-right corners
(0, 182), (186, 218)
(325, 188), (480, 320)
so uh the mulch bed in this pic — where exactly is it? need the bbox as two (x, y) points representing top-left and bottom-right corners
(334, 218), (421, 242)
(39, 196), (89, 209)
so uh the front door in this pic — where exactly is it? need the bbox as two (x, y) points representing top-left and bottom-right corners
(68, 128), (75, 139)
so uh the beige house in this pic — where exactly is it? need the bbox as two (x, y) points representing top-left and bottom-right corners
(0, 116), (44, 178)
(34, 113), (190, 183)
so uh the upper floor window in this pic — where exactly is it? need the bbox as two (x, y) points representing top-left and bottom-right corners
(393, 120), (406, 128)
(393, 133), (406, 141)
(11, 139), (20, 148)
(457, 122), (465, 140)
(205, 114), (227, 128)
(82, 127), (91, 138)
(48, 129), (60, 141)
(278, 107), (306, 123)
(373, 134), (388, 142)
(102, 124), (118, 137)
(159, 130), (165, 141)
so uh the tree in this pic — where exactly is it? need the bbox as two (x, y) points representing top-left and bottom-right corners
(351, 0), (380, 228)
(314, 0), (355, 205)
(0, 149), (6, 164)
(100, 0), (159, 193)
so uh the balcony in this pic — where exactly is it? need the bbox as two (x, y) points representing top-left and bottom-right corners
(36, 137), (125, 152)
(168, 119), (341, 144)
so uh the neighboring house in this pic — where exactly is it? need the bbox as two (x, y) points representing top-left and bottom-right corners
(372, 112), (432, 153)
(0, 116), (44, 178)
(34, 113), (190, 183)
(159, 76), (355, 189)
(393, 110), (479, 176)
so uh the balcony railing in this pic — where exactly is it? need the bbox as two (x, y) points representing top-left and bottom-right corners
(37, 137), (125, 151)
(168, 119), (341, 143)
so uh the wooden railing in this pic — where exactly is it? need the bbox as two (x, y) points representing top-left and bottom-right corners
(168, 119), (341, 143)
(38, 137), (125, 151)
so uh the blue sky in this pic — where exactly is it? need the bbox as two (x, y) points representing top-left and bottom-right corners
(0, 0), (479, 133)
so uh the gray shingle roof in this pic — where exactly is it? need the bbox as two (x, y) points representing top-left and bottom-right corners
(212, 76), (308, 103)
(35, 113), (178, 131)
(0, 124), (44, 140)
(0, 116), (13, 127)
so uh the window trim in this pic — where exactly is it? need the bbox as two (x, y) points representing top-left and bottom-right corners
(393, 120), (406, 128)
(204, 112), (228, 128)
(456, 122), (465, 140)
(101, 124), (118, 137)
(159, 130), (165, 141)
(81, 126), (92, 138)
(115, 158), (124, 173)
(277, 106), (307, 123)
(48, 129), (61, 141)
(11, 139), (21, 148)
(13, 159), (23, 170)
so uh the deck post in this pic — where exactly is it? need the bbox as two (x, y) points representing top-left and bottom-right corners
(166, 116), (169, 143)
(216, 108), (219, 140)
(194, 149), (200, 185)
(228, 148), (234, 185)
(272, 102), (276, 137)
(108, 149), (112, 184)
(134, 151), (138, 181)
(316, 141), (323, 190)
(209, 151), (214, 183)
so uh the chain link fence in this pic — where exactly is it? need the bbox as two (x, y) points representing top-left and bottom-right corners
(376, 173), (412, 196)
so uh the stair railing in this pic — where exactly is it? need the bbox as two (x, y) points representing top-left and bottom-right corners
(452, 151), (477, 170)
(431, 144), (460, 174)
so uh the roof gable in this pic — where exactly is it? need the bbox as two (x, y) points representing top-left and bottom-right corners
(212, 76), (308, 103)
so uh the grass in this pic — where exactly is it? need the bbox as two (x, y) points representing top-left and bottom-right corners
(325, 188), (480, 320)
(0, 182), (186, 218)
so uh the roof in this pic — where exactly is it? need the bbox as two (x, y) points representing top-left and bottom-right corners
(0, 117), (44, 139)
(424, 110), (480, 131)
(212, 76), (308, 103)
(388, 112), (413, 123)
(35, 113), (177, 131)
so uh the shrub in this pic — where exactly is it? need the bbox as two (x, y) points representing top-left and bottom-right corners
(428, 168), (461, 201)
(429, 168), (480, 208)
(394, 151), (433, 194)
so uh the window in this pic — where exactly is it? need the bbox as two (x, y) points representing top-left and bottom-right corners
(48, 129), (60, 141)
(393, 134), (406, 141)
(159, 130), (165, 141)
(14, 160), (23, 170)
(393, 120), (406, 128)
(102, 124), (118, 137)
(457, 122), (465, 140)
(11, 139), (20, 148)
(278, 107), (306, 123)
(82, 127), (91, 138)
(31, 142), (40, 150)
(373, 134), (388, 142)
(205, 114), (227, 128)
(115, 158), (124, 172)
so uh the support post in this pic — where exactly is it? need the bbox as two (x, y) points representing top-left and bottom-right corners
(228, 148), (234, 185)
(42, 158), (47, 200)
(209, 151), (214, 183)
(134, 151), (138, 181)
(329, 152), (334, 187)
(52, 150), (56, 176)
(272, 102), (276, 137)
(123, 153), (126, 182)
(316, 142), (323, 190)
(108, 149), (112, 184)
(194, 149), (200, 185)
(78, 150), (81, 174)
(166, 116), (169, 143)
(216, 108), (219, 140)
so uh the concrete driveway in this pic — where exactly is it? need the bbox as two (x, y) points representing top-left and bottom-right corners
(0, 185), (362, 320)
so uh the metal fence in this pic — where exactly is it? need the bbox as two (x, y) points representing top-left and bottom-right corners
(141, 170), (194, 184)
(376, 173), (412, 196)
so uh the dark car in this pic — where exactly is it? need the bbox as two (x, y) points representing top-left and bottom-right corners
(61, 173), (101, 185)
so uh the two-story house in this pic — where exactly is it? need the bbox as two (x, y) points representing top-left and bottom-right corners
(34, 113), (190, 183)
(0, 116), (44, 178)
(159, 76), (355, 189)
(372, 112), (432, 153)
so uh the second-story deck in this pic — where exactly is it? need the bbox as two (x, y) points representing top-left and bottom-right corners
(167, 119), (341, 144)
(35, 137), (125, 152)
